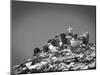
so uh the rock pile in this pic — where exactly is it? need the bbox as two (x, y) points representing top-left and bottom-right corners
(12, 27), (96, 74)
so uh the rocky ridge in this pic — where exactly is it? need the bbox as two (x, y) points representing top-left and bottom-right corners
(12, 27), (96, 74)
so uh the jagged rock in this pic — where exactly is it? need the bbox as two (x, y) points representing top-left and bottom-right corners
(12, 27), (96, 74)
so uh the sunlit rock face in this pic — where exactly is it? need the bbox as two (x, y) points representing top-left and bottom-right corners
(12, 27), (96, 74)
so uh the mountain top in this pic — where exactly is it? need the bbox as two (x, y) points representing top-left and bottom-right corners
(12, 26), (96, 74)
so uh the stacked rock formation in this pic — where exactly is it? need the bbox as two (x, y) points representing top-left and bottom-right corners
(12, 27), (96, 74)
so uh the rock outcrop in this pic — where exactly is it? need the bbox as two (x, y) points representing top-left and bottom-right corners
(12, 27), (96, 74)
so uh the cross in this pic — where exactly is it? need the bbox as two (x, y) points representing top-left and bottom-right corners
(67, 26), (73, 33)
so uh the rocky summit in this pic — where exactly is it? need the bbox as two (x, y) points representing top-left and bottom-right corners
(12, 27), (96, 74)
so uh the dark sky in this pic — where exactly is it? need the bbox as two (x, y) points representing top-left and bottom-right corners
(11, 1), (96, 65)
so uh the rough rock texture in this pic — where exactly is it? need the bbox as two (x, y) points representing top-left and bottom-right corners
(12, 27), (96, 74)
